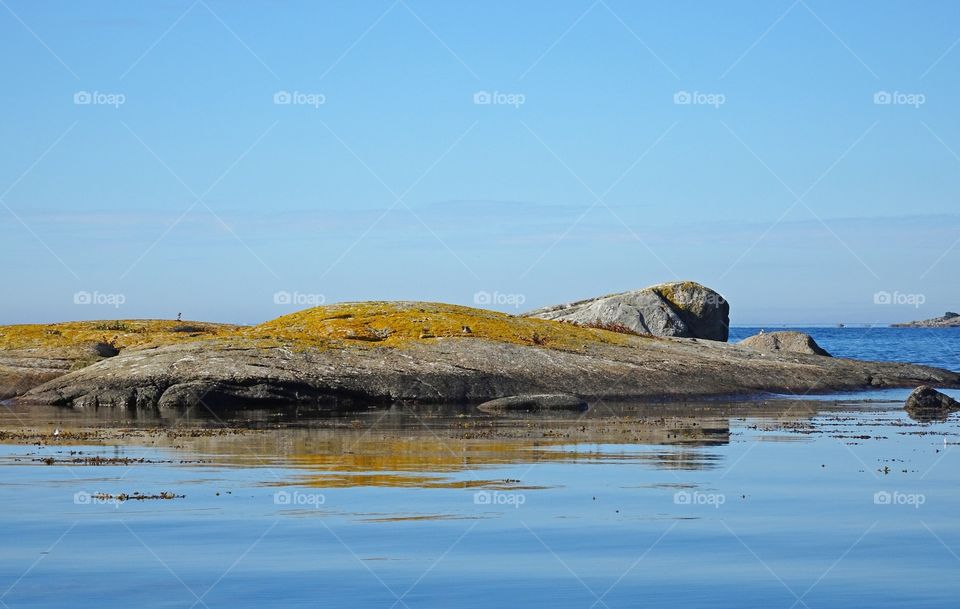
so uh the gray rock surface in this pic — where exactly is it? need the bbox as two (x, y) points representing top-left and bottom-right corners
(893, 312), (960, 328)
(739, 331), (831, 357)
(904, 385), (960, 422)
(525, 281), (730, 341)
(0, 347), (103, 400)
(477, 394), (588, 414)
(1, 354), (68, 400)
(15, 334), (960, 412)
(0, 341), (125, 399)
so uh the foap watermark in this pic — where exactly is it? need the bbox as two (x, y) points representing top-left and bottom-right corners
(73, 290), (126, 308)
(74, 491), (121, 508)
(704, 293), (727, 307)
(873, 90), (925, 108)
(273, 290), (325, 306)
(674, 490), (725, 508)
(473, 90), (526, 108)
(74, 90), (126, 108)
(473, 490), (525, 508)
(473, 290), (526, 309)
(874, 490), (925, 508)
(273, 490), (325, 508)
(273, 90), (326, 108)
(873, 290), (925, 308)
(674, 90), (725, 108)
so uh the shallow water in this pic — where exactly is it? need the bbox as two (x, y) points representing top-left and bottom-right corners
(2, 394), (960, 608)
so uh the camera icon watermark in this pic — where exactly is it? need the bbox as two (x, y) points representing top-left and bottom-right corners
(73, 290), (126, 308)
(673, 490), (725, 508)
(273, 90), (326, 108)
(273, 490), (325, 508)
(673, 90), (725, 108)
(873, 290), (925, 308)
(873, 90), (925, 108)
(473, 290), (526, 309)
(473, 490), (525, 508)
(73, 90), (126, 108)
(273, 290), (325, 306)
(874, 490), (925, 508)
(473, 90), (526, 108)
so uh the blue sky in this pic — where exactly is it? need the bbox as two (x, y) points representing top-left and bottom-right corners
(1, 0), (958, 325)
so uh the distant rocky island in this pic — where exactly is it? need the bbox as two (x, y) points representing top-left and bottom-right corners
(892, 312), (960, 328)
(1, 281), (957, 413)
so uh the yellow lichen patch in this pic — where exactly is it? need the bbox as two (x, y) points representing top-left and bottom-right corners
(247, 301), (632, 351)
(0, 319), (242, 352)
(0, 302), (640, 355)
(653, 281), (707, 312)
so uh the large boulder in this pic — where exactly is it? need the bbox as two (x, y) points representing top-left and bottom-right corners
(904, 385), (960, 422)
(739, 331), (831, 357)
(524, 281), (730, 341)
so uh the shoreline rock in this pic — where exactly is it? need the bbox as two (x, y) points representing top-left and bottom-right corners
(904, 385), (960, 422)
(14, 330), (960, 412)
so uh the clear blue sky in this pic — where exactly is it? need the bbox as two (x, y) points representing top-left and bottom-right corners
(1, 0), (958, 325)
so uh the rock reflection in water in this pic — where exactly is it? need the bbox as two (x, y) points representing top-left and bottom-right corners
(0, 398), (867, 488)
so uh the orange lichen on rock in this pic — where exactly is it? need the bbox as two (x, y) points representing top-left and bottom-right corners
(0, 319), (241, 352)
(246, 301), (634, 351)
(0, 302), (638, 357)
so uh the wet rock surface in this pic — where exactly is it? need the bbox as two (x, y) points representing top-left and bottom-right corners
(904, 385), (960, 422)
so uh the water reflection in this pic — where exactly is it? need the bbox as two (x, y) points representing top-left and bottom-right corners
(0, 398), (916, 488)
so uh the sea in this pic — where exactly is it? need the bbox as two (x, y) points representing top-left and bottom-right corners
(1, 327), (958, 608)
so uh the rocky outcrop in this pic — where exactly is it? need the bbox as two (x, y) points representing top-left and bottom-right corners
(893, 312), (960, 328)
(524, 281), (730, 341)
(739, 331), (831, 357)
(477, 394), (588, 414)
(0, 320), (240, 399)
(0, 350), (79, 400)
(15, 326), (960, 413)
(6, 302), (960, 413)
(904, 385), (960, 422)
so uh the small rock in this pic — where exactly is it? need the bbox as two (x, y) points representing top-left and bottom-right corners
(739, 331), (831, 357)
(477, 393), (588, 414)
(904, 385), (960, 423)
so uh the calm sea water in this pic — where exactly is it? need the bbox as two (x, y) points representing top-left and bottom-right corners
(730, 326), (960, 371)
(1, 328), (959, 608)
